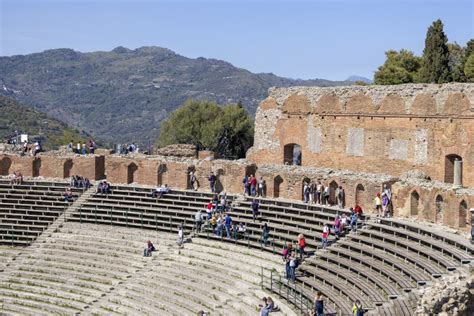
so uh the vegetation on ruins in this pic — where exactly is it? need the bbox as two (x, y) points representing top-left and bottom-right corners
(374, 19), (473, 84)
(0, 95), (87, 149)
(157, 100), (254, 159)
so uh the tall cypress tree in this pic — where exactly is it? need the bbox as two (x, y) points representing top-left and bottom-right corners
(420, 19), (451, 83)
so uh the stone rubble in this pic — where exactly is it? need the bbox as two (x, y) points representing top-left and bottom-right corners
(416, 268), (474, 316)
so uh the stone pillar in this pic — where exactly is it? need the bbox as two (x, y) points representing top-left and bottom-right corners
(453, 159), (462, 186)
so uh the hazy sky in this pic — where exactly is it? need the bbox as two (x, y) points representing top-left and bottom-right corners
(1, 0), (472, 80)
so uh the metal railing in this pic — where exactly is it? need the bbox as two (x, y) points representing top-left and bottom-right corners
(260, 266), (314, 315)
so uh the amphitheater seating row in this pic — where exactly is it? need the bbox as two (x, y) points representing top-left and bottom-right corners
(68, 185), (350, 256)
(0, 222), (296, 316)
(296, 219), (473, 315)
(0, 180), (83, 246)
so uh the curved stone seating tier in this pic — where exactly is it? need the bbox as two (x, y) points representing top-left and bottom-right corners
(0, 222), (296, 315)
(0, 180), (83, 246)
(377, 218), (474, 262)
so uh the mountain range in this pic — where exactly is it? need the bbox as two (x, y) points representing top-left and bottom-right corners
(0, 46), (352, 144)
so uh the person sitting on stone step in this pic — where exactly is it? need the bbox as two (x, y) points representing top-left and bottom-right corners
(63, 187), (74, 202)
(259, 297), (275, 316)
(143, 240), (156, 257)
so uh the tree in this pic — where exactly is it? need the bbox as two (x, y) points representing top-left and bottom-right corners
(157, 100), (254, 158)
(419, 19), (450, 83)
(464, 53), (474, 82)
(448, 43), (467, 82)
(465, 39), (474, 59)
(374, 50), (422, 85)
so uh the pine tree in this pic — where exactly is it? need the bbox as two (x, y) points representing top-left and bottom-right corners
(420, 19), (450, 83)
(464, 53), (474, 82)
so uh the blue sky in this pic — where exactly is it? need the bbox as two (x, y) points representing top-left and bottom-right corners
(0, 0), (472, 80)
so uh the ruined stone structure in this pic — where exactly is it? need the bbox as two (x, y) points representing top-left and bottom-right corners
(247, 83), (474, 231)
(1, 83), (473, 232)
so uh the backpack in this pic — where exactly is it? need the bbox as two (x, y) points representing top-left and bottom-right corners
(356, 307), (364, 316)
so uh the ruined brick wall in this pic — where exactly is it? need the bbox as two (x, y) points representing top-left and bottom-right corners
(0, 153), (103, 180)
(247, 83), (474, 188)
(1, 151), (473, 231)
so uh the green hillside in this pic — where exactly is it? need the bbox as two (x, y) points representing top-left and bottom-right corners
(0, 46), (351, 143)
(0, 95), (89, 149)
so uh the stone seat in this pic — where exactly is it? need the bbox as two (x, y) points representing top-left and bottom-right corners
(318, 251), (412, 295)
(298, 275), (353, 315)
(336, 240), (432, 289)
(373, 220), (473, 263)
(0, 288), (82, 314)
(301, 259), (388, 304)
(357, 228), (459, 271)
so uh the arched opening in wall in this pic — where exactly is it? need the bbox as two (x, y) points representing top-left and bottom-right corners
(215, 168), (224, 193)
(0, 157), (12, 176)
(157, 164), (167, 186)
(245, 165), (257, 177)
(301, 177), (311, 200)
(444, 154), (462, 184)
(435, 195), (444, 223)
(283, 143), (302, 166)
(273, 175), (283, 198)
(63, 159), (73, 178)
(459, 200), (468, 228)
(410, 191), (420, 216)
(186, 166), (196, 189)
(127, 163), (138, 184)
(355, 184), (366, 208)
(329, 181), (338, 205)
(32, 158), (41, 177)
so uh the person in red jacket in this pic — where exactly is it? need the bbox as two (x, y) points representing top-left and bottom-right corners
(298, 234), (306, 260)
(354, 204), (363, 215)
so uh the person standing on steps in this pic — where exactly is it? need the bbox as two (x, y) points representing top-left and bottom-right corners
(314, 292), (324, 316)
(251, 199), (260, 222)
(262, 223), (270, 247)
(322, 224), (330, 249)
(298, 234), (306, 260)
(208, 171), (216, 193)
(257, 176), (266, 197)
(195, 209), (203, 233)
(316, 181), (323, 204)
(177, 225), (184, 246)
(224, 212), (232, 239)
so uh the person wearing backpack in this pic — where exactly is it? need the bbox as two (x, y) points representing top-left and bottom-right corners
(352, 299), (364, 315)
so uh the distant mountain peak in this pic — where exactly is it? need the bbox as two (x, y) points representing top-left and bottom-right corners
(346, 75), (372, 84)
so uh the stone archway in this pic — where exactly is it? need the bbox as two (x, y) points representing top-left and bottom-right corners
(355, 184), (366, 209)
(444, 154), (462, 184)
(459, 200), (468, 228)
(127, 163), (138, 184)
(273, 175), (283, 198)
(63, 159), (73, 178)
(410, 191), (420, 216)
(32, 158), (41, 177)
(283, 143), (302, 166)
(329, 180), (338, 205)
(435, 195), (444, 223)
(157, 164), (167, 186)
(0, 157), (12, 176)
